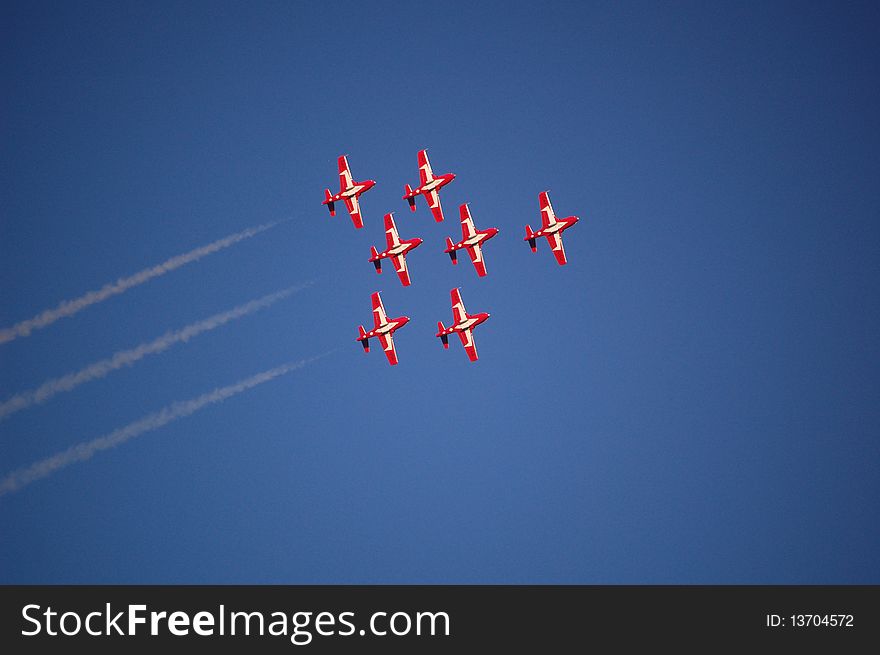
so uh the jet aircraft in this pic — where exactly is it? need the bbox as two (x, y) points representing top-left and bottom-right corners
(403, 149), (455, 222)
(524, 191), (579, 265)
(357, 291), (410, 366)
(435, 288), (490, 362)
(322, 154), (376, 229)
(444, 203), (499, 277)
(369, 213), (423, 286)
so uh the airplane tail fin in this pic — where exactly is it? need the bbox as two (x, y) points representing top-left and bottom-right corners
(370, 246), (382, 273)
(404, 184), (416, 211)
(437, 321), (449, 348)
(445, 237), (457, 264)
(358, 325), (369, 352)
(525, 225), (537, 252)
(324, 189), (336, 216)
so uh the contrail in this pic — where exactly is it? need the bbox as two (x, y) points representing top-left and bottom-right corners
(0, 220), (288, 344)
(0, 353), (333, 497)
(0, 282), (312, 421)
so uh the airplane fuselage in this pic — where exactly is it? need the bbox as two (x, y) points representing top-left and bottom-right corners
(460, 232), (493, 248)
(333, 181), (374, 201)
(340, 184), (364, 199)
(372, 238), (422, 260)
(363, 316), (409, 339)
(539, 221), (564, 235)
(420, 178), (443, 192)
(535, 216), (577, 237)
(411, 173), (454, 197)
(447, 227), (499, 256)
(443, 312), (489, 334)
(374, 321), (395, 335)
(367, 317), (406, 337)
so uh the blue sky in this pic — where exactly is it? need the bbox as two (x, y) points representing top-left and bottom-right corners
(1, 1), (878, 583)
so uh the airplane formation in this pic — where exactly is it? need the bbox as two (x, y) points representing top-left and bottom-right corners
(323, 148), (581, 365)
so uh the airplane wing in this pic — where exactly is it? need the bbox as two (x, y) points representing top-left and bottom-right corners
(451, 288), (468, 325)
(547, 232), (567, 265)
(338, 155), (354, 190)
(418, 149), (434, 185)
(539, 191), (557, 229)
(384, 213), (400, 248)
(466, 245), (488, 277)
(378, 332), (399, 365)
(460, 203), (476, 238)
(457, 329), (479, 362)
(392, 254), (411, 286)
(425, 188), (444, 222)
(344, 194), (363, 229)
(371, 291), (388, 328)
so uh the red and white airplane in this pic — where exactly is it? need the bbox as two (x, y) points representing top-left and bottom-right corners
(403, 149), (456, 222)
(322, 154), (376, 229)
(357, 291), (410, 366)
(524, 191), (580, 265)
(444, 203), (500, 277)
(369, 212), (423, 287)
(435, 288), (490, 362)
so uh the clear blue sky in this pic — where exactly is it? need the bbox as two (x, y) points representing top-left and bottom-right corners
(1, 1), (878, 583)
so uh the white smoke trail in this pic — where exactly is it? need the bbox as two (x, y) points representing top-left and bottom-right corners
(0, 354), (332, 496)
(0, 282), (312, 421)
(0, 220), (288, 344)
